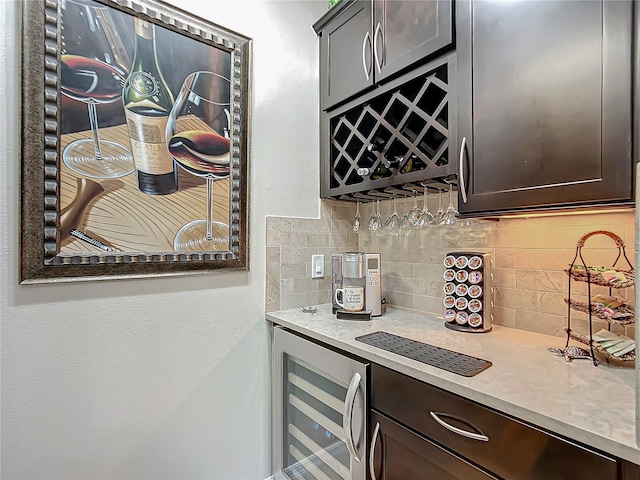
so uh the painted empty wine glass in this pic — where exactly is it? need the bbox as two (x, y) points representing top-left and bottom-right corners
(368, 199), (383, 232)
(415, 186), (435, 228)
(167, 71), (231, 251)
(60, 0), (134, 178)
(353, 201), (361, 233)
(384, 197), (401, 236)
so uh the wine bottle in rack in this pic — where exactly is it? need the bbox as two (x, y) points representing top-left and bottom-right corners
(366, 137), (386, 153)
(123, 18), (177, 195)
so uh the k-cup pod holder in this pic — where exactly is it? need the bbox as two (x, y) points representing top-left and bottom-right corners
(443, 252), (492, 333)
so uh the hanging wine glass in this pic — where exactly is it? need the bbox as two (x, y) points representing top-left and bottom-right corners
(399, 211), (414, 237)
(439, 183), (459, 226)
(415, 186), (435, 228)
(384, 197), (401, 236)
(368, 199), (383, 232)
(407, 191), (422, 227)
(167, 71), (231, 251)
(60, 0), (134, 178)
(353, 201), (361, 233)
(432, 188), (446, 225)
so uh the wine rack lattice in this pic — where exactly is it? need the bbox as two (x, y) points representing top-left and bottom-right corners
(327, 61), (452, 200)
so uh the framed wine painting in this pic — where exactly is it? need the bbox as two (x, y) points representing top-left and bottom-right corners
(20, 0), (251, 283)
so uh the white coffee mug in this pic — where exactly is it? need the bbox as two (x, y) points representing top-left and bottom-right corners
(335, 286), (364, 312)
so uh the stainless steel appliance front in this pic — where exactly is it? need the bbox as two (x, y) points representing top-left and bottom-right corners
(332, 252), (384, 316)
(273, 327), (368, 480)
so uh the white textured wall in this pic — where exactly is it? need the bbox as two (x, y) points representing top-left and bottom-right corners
(0, 1), (325, 479)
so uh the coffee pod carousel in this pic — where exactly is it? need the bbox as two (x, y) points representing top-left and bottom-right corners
(442, 252), (492, 333)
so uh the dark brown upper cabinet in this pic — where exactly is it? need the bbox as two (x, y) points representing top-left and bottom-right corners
(316, 1), (373, 111)
(314, 0), (454, 112)
(373, 0), (453, 84)
(456, 0), (635, 216)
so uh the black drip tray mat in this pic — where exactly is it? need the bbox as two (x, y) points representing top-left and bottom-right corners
(355, 331), (492, 377)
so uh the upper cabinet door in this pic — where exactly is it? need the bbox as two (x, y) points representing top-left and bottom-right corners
(374, 0), (453, 83)
(319, 1), (374, 111)
(457, 0), (633, 215)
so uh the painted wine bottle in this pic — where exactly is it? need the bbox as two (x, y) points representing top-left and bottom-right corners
(123, 18), (177, 195)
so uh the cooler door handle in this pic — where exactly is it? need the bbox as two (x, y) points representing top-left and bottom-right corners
(343, 372), (362, 462)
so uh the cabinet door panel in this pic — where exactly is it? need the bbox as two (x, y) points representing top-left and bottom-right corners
(457, 0), (633, 215)
(320, 0), (373, 110)
(376, 0), (453, 83)
(473, 1), (602, 193)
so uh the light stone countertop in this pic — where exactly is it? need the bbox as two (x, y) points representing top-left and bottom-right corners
(266, 304), (640, 464)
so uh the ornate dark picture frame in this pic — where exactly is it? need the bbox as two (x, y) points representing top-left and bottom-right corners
(21, 0), (251, 283)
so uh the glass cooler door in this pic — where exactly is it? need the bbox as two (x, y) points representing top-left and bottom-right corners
(273, 327), (368, 480)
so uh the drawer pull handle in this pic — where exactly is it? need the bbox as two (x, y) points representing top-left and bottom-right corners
(430, 411), (489, 442)
(343, 372), (362, 462)
(369, 422), (380, 480)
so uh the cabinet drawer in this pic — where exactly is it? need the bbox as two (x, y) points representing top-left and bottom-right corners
(370, 411), (497, 480)
(371, 364), (617, 480)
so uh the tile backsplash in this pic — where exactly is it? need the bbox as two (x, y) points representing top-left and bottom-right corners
(266, 198), (635, 339)
(266, 201), (358, 312)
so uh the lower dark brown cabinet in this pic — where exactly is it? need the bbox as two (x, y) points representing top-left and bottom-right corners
(371, 364), (638, 480)
(370, 411), (497, 480)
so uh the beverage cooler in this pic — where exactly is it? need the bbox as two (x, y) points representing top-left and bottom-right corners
(273, 327), (369, 480)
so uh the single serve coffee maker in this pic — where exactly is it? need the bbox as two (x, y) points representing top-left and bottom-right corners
(332, 252), (384, 319)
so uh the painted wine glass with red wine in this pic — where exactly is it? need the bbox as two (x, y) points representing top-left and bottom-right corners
(60, 0), (134, 178)
(166, 71), (231, 251)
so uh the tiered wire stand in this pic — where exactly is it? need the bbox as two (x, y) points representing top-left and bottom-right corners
(564, 231), (635, 367)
